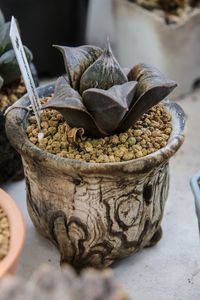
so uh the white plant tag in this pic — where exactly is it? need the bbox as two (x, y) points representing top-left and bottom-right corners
(9, 16), (41, 129)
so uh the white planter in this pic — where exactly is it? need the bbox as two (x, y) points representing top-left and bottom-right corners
(113, 0), (200, 98)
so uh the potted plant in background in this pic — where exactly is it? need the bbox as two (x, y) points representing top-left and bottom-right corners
(0, 264), (128, 299)
(0, 188), (25, 278)
(0, 9), (38, 184)
(5, 39), (185, 269)
(113, 0), (200, 98)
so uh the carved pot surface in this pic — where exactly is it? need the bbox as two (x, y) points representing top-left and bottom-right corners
(5, 83), (185, 269)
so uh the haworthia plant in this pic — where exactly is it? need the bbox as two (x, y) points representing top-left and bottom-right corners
(0, 9), (33, 89)
(43, 39), (177, 137)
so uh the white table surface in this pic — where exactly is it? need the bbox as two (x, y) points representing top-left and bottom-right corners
(2, 89), (200, 300)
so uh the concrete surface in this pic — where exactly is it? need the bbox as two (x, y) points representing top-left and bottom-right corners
(2, 87), (200, 299)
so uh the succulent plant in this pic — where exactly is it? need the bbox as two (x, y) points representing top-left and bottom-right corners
(42, 39), (177, 138)
(0, 9), (32, 89)
(0, 264), (129, 300)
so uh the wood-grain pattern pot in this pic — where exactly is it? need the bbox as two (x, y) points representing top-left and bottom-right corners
(5, 83), (185, 269)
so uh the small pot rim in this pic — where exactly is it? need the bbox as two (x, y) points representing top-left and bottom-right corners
(113, 0), (200, 28)
(5, 82), (186, 175)
(0, 188), (25, 278)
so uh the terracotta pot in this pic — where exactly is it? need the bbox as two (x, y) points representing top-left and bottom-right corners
(113, 0), (200, 98)
(5, 83), (185, 269)
(0, 188), (25, 278)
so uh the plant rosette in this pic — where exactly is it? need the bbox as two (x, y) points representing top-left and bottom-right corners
(0, 9), (38, 184)
(113, 0), (200, 98)
(0, 188), (25, 278)
(5, 40), (185, 269)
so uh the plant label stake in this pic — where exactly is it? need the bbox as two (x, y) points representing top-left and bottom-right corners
(9, 16), (42, 132)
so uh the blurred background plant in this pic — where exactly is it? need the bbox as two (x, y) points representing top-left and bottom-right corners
(131, 0), (200, 13)
(0, 264), (129, 300)
(0, 0), (89, 77)
(0, 8), (37, 184)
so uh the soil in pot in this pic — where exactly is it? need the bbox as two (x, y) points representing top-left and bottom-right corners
(0, 206), (10, 261)
(26, 98), (172, 163)
(0, 70), (39, 185)
(0, 78), (27, 184)
(131, 0), (200, 24)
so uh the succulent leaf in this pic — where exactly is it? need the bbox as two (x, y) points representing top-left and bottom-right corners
(118, 63), (177, 131)
(0, 47), (33, 85)
(0, 22), (12, 55)
(54, 75), (81, 100)
(42, 76), (107, 137)
(54, 45), (103, 91)
(82, 81), (137, 132)
(0, 75), (3, 88)
(0, 10), (5, 28)
(79, 38), (128, 94)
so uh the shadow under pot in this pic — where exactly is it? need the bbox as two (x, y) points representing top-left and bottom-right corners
(5, 83), (185, 269)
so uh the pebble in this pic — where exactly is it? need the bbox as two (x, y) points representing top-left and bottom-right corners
(0, 78), (26, 111)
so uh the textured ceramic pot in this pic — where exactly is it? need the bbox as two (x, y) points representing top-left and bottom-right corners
(5, 83), (185, 269)
(113, 0), (200, 98)
(0, 188), (25, 278)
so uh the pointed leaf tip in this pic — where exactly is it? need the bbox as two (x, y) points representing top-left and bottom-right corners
(80, 40), (128, 94)
(54, 44), (103, 91)
(118, 63), (177, 131)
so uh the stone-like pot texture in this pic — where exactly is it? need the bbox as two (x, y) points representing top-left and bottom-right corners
(5, 83), (185, 269)
(113, 0), (200, 99)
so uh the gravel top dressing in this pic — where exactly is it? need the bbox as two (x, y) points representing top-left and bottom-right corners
(0, 78), (25, 111)
(26, 97), (172, 163)
(0, 207), (10, 261)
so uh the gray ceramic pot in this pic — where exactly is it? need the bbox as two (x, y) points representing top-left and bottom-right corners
(5, 83), (185, 269)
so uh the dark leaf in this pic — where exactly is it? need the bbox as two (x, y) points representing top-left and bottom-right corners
(42, 76), (108, 137)
(0, 10), (5, 28)
(54, 45), (102, 91)
(80, 38), (128, 94)
(0, 75), (3, 88)
(83, 81), (137, 132)
(0, 22), (12, 55)
(118, 63), (177, 131)
(0, 47), (33, 85)
(53, 76), (81, 100)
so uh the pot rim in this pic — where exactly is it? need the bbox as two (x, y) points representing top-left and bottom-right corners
(0, 188), (25, 278)
(5, 82), (185, 175)
(113, 0), (200, 29)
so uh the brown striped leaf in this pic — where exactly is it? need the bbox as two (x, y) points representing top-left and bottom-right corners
(53, 45), (103, 91)
(80, 38), (128, 94)
(117, 63), (177, 131)
(42, 76), (108, 137)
